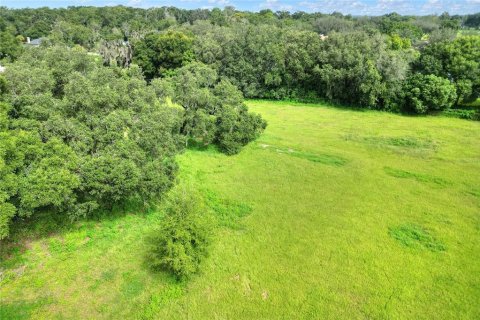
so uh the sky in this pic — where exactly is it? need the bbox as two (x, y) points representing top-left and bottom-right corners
(1, 0), (479, 16)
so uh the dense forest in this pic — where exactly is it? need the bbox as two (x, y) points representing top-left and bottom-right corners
(1, 7), (479, 111)
(0, 6), (479, 278)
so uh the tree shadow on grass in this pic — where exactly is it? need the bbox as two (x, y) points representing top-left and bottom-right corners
(0, 201), (154, 269)
(186, 139), (221, 154)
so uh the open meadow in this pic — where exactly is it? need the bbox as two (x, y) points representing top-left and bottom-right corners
(1, 100), (479, 319)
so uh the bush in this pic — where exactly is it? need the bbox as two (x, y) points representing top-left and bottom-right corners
(402, 74), (457, 114)
(146, 187), (212, 279)
(216, 104), (267, 155)
(441, 108), (479, 120)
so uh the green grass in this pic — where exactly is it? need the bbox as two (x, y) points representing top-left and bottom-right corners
(1, 100), (479, 319)
(388, 224), (446, 252)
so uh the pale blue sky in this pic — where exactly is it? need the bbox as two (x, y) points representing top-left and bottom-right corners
(1, 0), (479, 15)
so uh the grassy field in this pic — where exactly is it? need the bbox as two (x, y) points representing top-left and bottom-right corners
(1, 100), (479, 319)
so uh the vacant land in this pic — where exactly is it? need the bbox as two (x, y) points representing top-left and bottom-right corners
(1, 100), (479, 319)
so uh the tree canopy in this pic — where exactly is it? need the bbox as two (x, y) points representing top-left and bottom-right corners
(0, 45), (265, 239)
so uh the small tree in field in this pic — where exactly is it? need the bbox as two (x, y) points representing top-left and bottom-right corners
(146, 186), (212, 279)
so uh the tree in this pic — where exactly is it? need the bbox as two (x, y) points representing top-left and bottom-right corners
(98, 40), (133, 67)
(464, 13), (480, 28)
(133, 31), (194, 79)
(313, 31), (389, 107)
(312, 16), (354, 35)
(0, 47), (184, 237)
(146, 186), (212, 279)
(402, 74), (457, 114)
(216, 104), (267, 155)
(416, 36), (480, 105)
(155, 62), (267, 153)
(0, 28), (24, 61)
(0, 102), (80, 238)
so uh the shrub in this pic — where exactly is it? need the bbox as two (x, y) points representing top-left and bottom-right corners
(146, 187), (212, 279)
(216, 104), (267, 155)
(441, 108), (479, 120)
(402, 74), (457, 114)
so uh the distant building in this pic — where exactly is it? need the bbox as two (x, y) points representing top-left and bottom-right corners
(0, 65), (5, 73)
(25, 37), (43, 46)
(319, 34), (329, 41)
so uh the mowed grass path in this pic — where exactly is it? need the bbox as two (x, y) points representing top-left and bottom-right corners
(1, 100), (479, 319)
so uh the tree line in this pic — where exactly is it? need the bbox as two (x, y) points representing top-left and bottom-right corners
(2, 6), (478, 115)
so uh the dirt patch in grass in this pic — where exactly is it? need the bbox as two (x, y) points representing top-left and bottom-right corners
(389, 224), (446, 252)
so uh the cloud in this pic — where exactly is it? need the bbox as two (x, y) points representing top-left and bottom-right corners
(2, 0), (479, 15)
(259, 0), (294, 11)
(298, 0), (368, 14)
(296, 0), (480, 15)
(208, 0), (230, 5)
(127, 0), (143, 6)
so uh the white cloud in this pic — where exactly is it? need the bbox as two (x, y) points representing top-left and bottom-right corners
(296, 0), (479, 15)
(259, 0), (294, 11)
(208, 0), (230, 5)
(127, 0), (143, 5)
(298, 0), (368, 13)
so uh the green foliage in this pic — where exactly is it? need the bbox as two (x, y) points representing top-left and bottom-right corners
(402, 74), (457, 113)
(146, 187), (212, 279)
(416, 36), (480, 105)
(464, 13), (480, 28)
(0, 40), (267, 239)
(378, 14), (423, 40)
(1, 6), (476, 114)
(0, 75), (8, 100)
(133, 31), (194, 79)
(312, 15), (354, 34)
(0, 30), (24, 61)
(387, 34), (411, 50)
(158, 62), (267, 154)
(0, 113), (80, 238)
(0, 47), (183, 238)
(313, 31), (413, 109)
(441, 108), (480, 120)
(216, 104), (267, 155)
